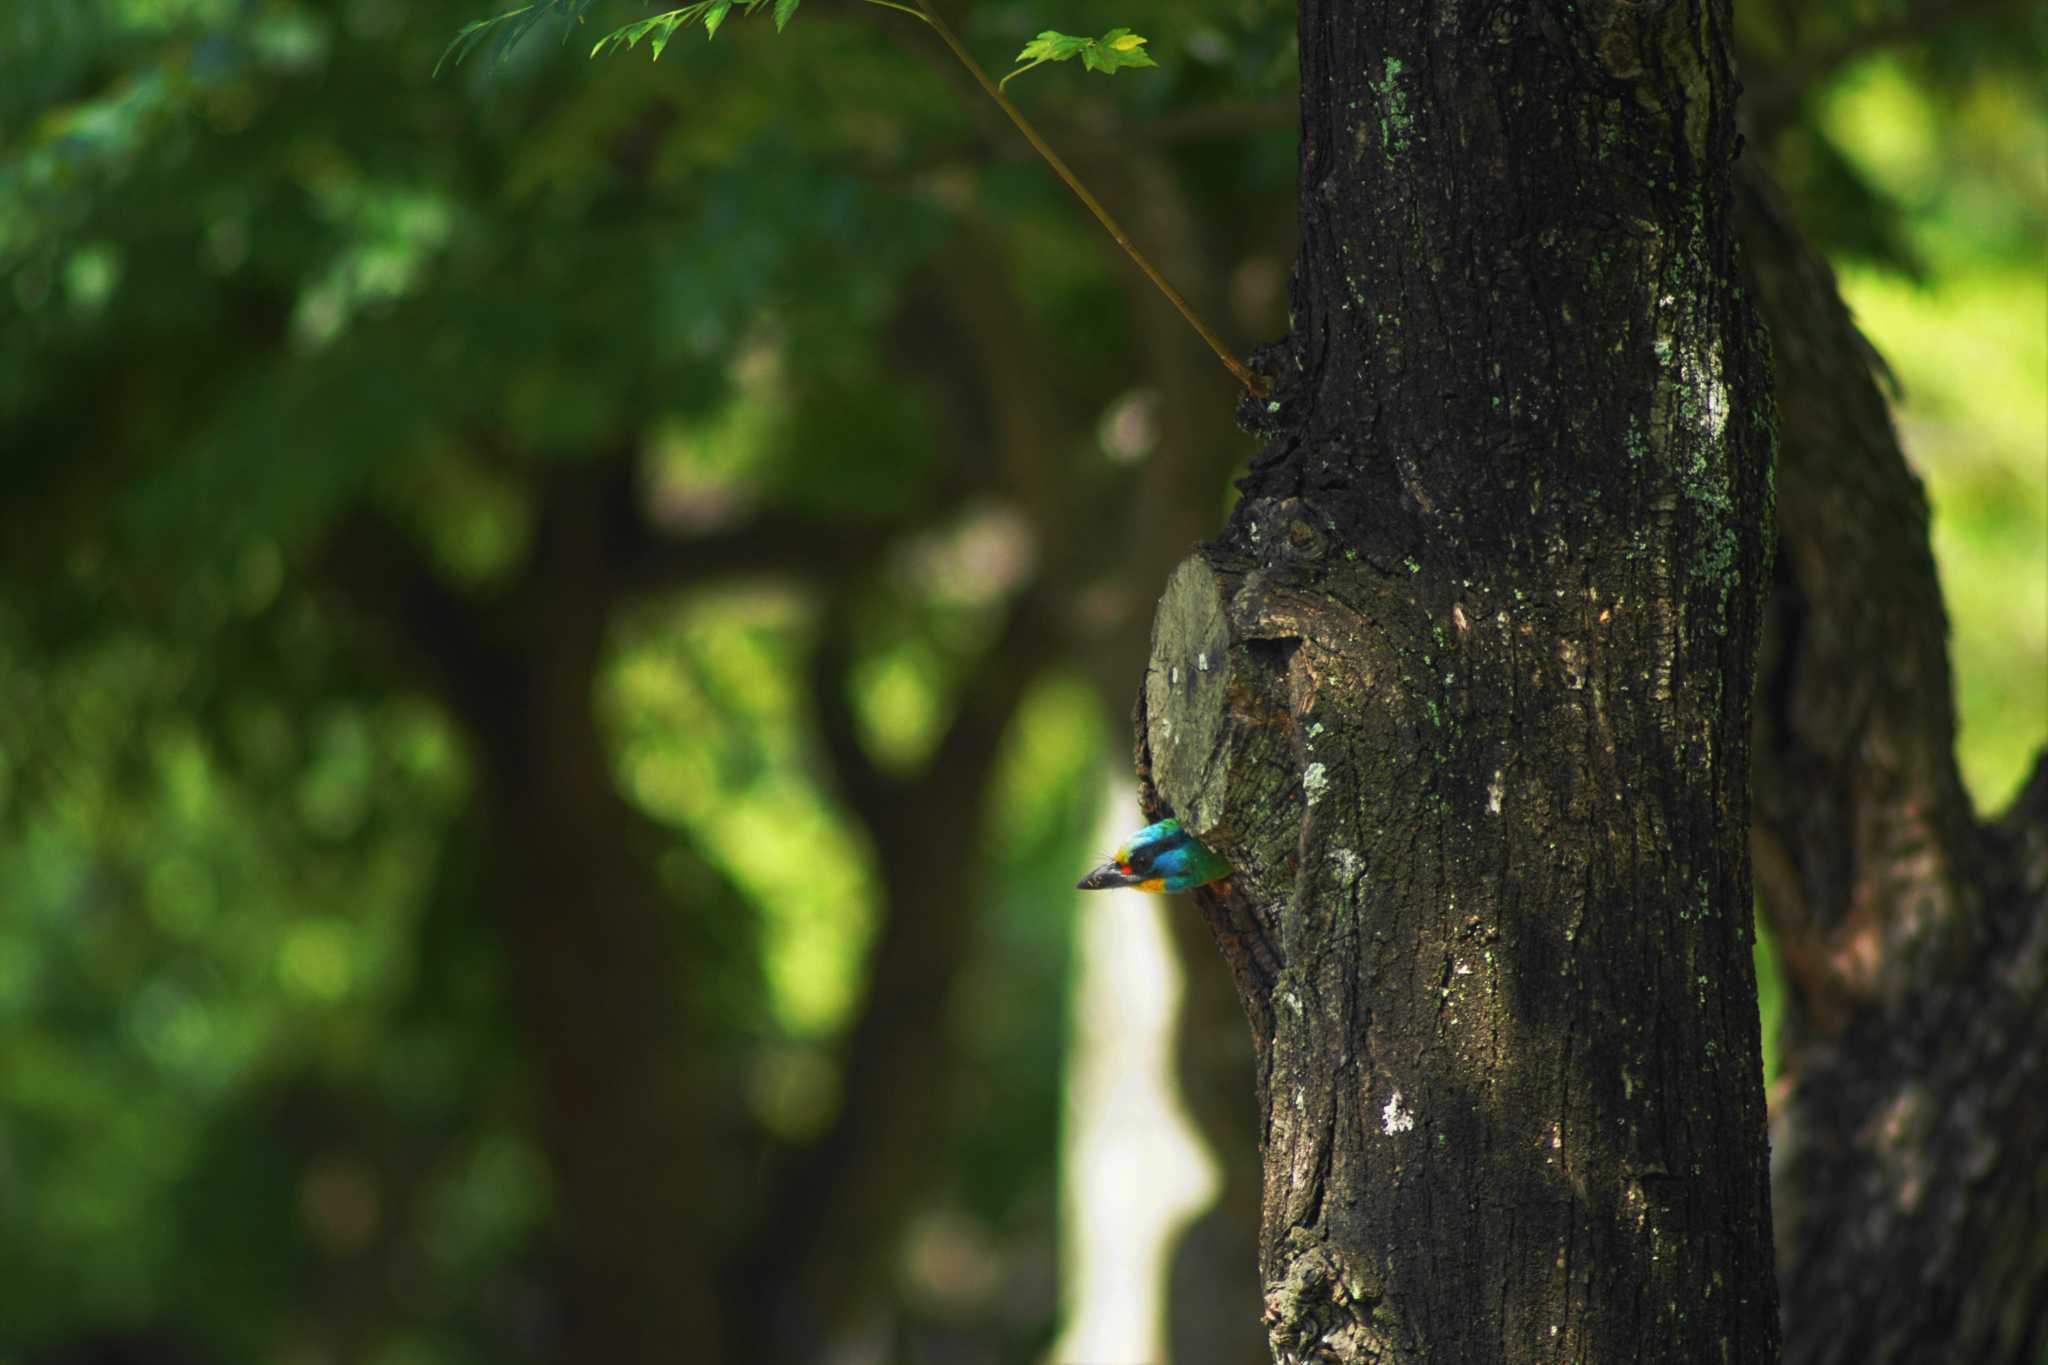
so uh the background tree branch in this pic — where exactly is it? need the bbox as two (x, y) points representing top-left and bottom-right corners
(749, 582), (1057, 1346)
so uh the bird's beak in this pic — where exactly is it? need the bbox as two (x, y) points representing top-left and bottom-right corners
(1077, 861), (1143, 891)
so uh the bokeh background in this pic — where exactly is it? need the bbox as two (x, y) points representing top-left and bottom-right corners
(1, 2), (2041, 1363)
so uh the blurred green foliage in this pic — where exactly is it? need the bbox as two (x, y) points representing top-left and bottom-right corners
(0, 0), (2040, 1361)
(1819, 61), (2048, 809)
(0, 2), (1289, 1358)
(1736, 0), (2048, 805)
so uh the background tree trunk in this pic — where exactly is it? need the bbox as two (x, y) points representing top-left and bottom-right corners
(1739, 159), (2048, 1365)
(1139, 3), (1782, 1358)
(327, 472), (741, 1363)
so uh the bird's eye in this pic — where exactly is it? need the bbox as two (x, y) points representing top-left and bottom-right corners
(1128, 848), (1154, 874)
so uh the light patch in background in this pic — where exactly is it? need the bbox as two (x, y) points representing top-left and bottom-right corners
(607, 594), (877, 1038)
(1099, 388), (1162, 465)
(1048, 781), (1220, 1365)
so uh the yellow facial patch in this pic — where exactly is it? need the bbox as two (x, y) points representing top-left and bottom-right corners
(1137, 876), (1166, 893)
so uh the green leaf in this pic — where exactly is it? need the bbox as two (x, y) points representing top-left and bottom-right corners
(590, 7), (704, 60)
(1004, 27), (1158, 89)
(772, 0), (801, 32)
(1085, 28), (1157, 74)
(435, 1), (600, 76)
(435, 5), (537, 77)
(703, 0), (733, 38)
(1016, 30), (1090, 64)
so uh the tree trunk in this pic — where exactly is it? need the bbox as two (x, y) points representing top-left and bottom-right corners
(1738, 159), (2048, 1365)
(1138, 3), (1781, 1359)
(472, 486), (738, 1365)
(326, 471), (738, 1364)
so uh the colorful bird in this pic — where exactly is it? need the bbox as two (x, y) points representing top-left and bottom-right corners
(1076, 818), (1230, 893)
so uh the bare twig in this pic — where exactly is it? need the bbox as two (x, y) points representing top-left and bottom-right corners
(863, 0), (1267, 395)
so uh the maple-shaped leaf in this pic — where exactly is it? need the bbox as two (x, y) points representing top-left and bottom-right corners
(1081, 28), (1157, 75)
(1003, 27), (1158, 89)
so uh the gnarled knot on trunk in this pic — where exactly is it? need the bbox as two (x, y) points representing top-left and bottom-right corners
(1262, 1227), (1401, 1363)
(1136, 532), (1389, 1005)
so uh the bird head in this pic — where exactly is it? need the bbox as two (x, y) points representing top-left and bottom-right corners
(1076, 819), (1230, 893)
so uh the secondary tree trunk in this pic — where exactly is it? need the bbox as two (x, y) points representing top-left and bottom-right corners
(327, 473), (738, 1364)
(1738, 159), (2048, 1365)
(1138, 3), (1781, 1359)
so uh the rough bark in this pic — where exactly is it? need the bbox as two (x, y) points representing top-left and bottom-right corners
(1136, 3), (1782, 1359)
(1739, 160), (2048, 1365)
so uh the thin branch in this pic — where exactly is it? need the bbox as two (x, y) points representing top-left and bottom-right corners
(997, 57), (1050, 91)
(616, 514), (902, 597)
(855, 0), (1265, 395)
(911, 2), (1267, 395)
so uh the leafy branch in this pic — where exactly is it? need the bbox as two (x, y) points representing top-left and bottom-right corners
(439, 1), (1266, 395)
(436, 2), (594, 76)
(1000, 28), (1157, 91)
(587, 0), (802, 59)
